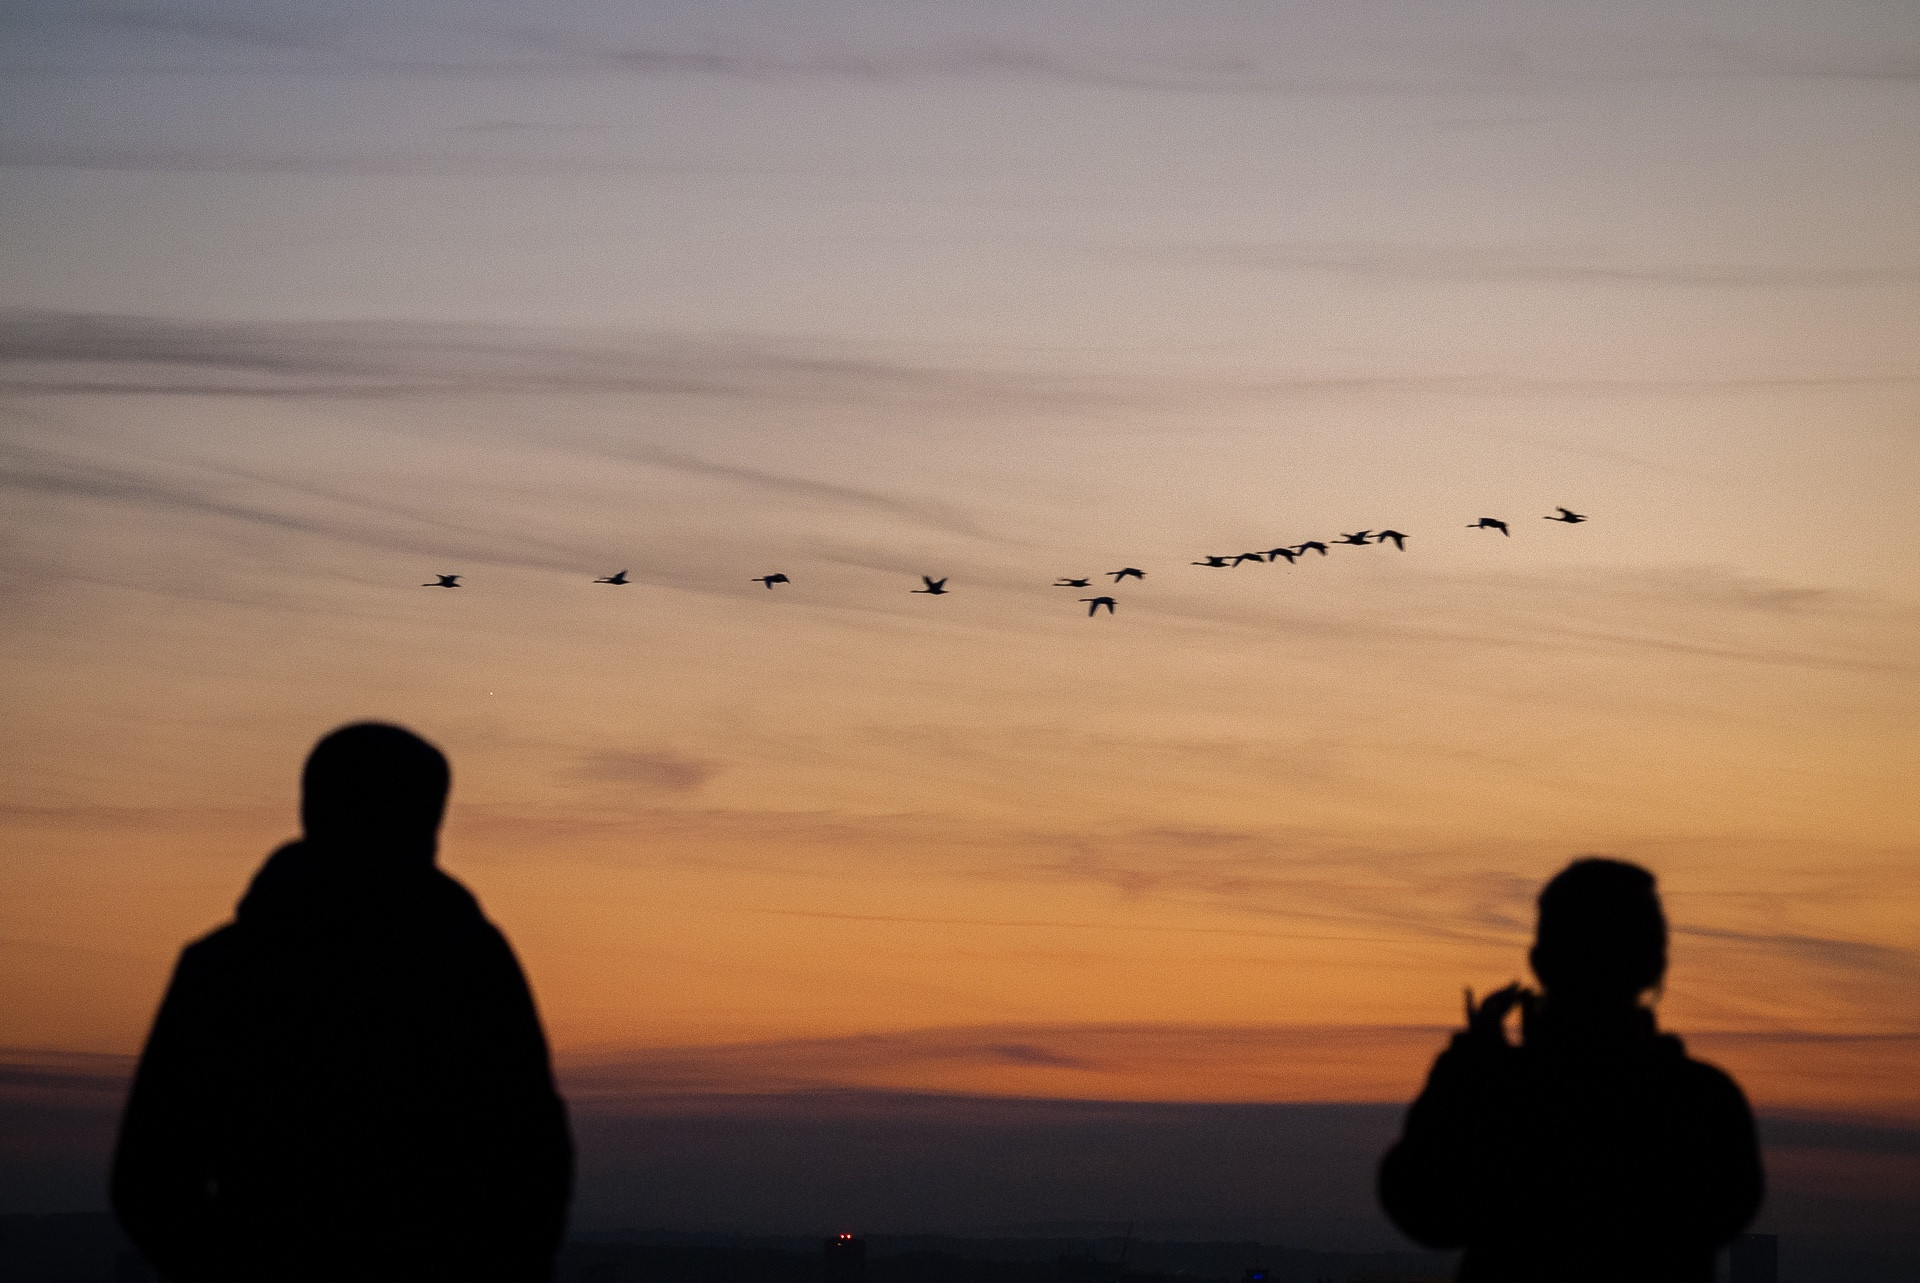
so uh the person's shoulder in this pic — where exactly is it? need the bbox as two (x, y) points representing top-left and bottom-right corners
(424, 869), (520, 954)
(1663, 1037), (1755, 1110)
(178, 922), (240, 968)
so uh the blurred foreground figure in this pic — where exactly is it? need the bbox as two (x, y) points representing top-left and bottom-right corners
(1378, 858), (1762, 1282)
(115, 724), (572, 1282)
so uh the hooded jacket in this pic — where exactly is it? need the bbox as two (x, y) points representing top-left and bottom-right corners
(113, 840), (572, 1282)
(1378, 1004), (1762, 1282)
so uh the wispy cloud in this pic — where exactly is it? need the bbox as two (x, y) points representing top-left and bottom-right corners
(1677, 925), (1920, 987)
(0, 314), (1052, 575)
(623, 450), (999, 543)
(556, 1020), (1920, 1115)
(7, 313), (1914, 409)
(1141, 242), (1920, 291)
(764, 908), (1409, 947)
(449, 119), (586, 134)
(0, 311), (1114, 408)
(558, 1022), (1452, 1104)
(0, 437), (596, 577)
(10, 6), (1920, 91)
(577, 749), (721, 794)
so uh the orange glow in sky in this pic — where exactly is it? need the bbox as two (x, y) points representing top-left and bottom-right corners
(2, 0), (1918, 1145)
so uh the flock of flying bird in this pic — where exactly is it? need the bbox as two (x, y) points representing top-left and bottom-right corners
(422, 508), (1589, 616)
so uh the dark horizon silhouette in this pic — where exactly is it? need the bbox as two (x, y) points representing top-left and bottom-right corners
(1378, 858), (1763, 1281)
(112, 723), (573, 1282)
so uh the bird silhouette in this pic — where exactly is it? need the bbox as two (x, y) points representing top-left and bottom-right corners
(1469, 518), (1510, 535)
(1545, 507), (1588, 523)
(1055, 577), (1093, 588)
(1192, 555), (1234, 568)
(1108, 567), (1146, 582)
(1295, 541), (1329, 557)
(912, 576), (949, 595)
(1231, 552), (1266, 566)
(1080, 596), (1117, 616)
(1265, 547), (1299, 564)
(1375, 530), (1408, 551)
(1335, 531), (1372, 546)
(593, 570), (630, 585)
(423, 574), (461, 588)
(751, 573), (790, 588)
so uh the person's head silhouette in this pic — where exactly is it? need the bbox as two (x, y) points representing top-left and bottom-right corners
(300, 723), (450, 859)
(1528, 857), (1666, 1008)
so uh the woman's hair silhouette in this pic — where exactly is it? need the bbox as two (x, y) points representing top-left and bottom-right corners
(1529, 856), (1667, 1003)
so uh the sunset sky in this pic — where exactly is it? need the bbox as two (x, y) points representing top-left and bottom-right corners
(3, 0), (1918, 1245)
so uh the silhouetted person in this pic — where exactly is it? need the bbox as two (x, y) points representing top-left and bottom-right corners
(114, 724), (572, 1282)
(1378, 858), (1761, 1282)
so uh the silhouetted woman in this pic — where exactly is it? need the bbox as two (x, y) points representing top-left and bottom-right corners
(114, 724), (572, 1281)
(1378, 858), (1762, 1281)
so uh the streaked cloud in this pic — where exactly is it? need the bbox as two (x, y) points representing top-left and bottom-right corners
(1144, 242), (1920, 291)
(577, 749), (721, 794)
(0, 436), (597, 577)
(9, 3), (1919, 90)
(7, 314), (1912, 408)
(0, 311), (1119, 407)
(560, 1022), (1448, 1104)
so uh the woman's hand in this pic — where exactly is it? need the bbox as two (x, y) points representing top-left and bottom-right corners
(1463, 982), (1536, 1048)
